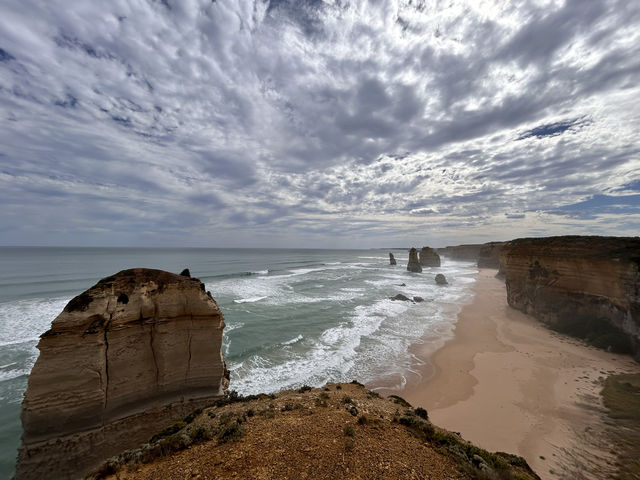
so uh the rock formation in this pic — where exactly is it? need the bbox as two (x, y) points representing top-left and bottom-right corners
(389, 253), (397, 265)
(390, 293), (412, 302)
(500, 236), (640, 359)
(477, 242), (506, 269)
(16, 268), (228, 480)
(419, 247), (441, 267)
(407, 248), (422, 273)
(437, 244), (483, 261)
(435, 274), (448, 285)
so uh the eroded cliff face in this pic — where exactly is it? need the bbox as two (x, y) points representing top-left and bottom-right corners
(16, 268), (228, 480)
(437, 244), (482, 261)
(500, 237), (640, 359)
(477, 242), (506, 269)
(419, 246), (441, 267)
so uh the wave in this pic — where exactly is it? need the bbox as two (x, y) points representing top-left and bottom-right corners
(282, 335), (303, 345)
(234, 296), (268, 304)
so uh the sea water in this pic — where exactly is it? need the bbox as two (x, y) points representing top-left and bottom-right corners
(0, 247), (477, 478)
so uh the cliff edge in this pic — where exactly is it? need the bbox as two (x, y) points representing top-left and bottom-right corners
(500, 236), (640, 359)
(16, 268), (228, 480)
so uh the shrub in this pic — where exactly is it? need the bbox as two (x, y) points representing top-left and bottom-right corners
(320, 392), (330, 400)
(389, 395), (412, 408)
(414, 407), (429, 420)
(218, 422), (246, 443)
(357, 415), (367, 425)
(343, 425), (355, 437)
(298, 385), (312, 393)
(149, 421), (187, 443)
(342, 396), (354, 404)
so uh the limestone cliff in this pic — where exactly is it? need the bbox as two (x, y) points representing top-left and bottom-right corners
(477, 242), (506, 269)
(500, 236), (640, 359)
(437, 244), (482, 261)
(407, 248), (422, 272)
(16, 268), (228, 480)
(419, 246), (441, 267)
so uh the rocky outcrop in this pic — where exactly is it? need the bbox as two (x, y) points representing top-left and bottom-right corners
(477, 242), (506, 269)
(390, 294), (412, 301)
(407, 248), (422, 273)
(419, 247), (441, 267)
(500, 236), (640, 359)
(437, 244), (483, 261)
(16, 268), (228, 480)
(435, 274), (448, 285)
(389, 253), (397, 265)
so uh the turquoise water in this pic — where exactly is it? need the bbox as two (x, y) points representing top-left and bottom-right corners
(0, 247), (477, 478)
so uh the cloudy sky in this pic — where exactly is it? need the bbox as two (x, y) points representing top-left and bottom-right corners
(1, 0), (639, 248)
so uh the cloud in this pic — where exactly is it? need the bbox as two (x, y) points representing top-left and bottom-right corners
(0, 0), (639, 247)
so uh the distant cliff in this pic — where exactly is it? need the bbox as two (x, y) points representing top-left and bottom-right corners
(500, 236), (640, 359)
(438, 242), (505, 268)
(16, 268), (228, 480)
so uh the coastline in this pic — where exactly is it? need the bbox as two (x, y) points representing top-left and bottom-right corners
(402, 268), (640, 480)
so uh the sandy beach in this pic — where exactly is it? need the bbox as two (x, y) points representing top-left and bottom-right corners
(404, 269), (640, 480)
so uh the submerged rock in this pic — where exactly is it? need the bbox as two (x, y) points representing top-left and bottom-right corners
(413, 296), (425, 303)
(419, 247), (441, 267)
(390, 293), (412, 301)
(389, 253), (397, 265)
(16, 268), (228, 480)
(407, 248), (422, 273)
(435, 274), (448, 285)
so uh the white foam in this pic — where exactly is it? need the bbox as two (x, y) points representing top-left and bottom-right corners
(282, 335), (303, 345)
(234, 296), (268, 304)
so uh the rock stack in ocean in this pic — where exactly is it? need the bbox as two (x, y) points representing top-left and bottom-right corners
(16, 268), (228, 480)
(407, 248), (422, 272)
(419, 246), (441, 267)
(477, 242), (506, 269)
(500, 236), (640, 359)
(435, 274), (448, 285)
(389, 253), (397, 265)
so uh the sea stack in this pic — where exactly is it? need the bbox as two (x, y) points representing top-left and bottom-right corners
(16, 268), (228, 480)
(407, 248), (422, 272)
(500, 236), (640, 359)
(419, 246), (441, 267)
(389, 253), (397, 265)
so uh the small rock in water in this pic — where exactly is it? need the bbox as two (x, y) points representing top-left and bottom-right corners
(435, 274), (447, 285)
(389, 253), (397, 265)
(398, 283), (406, 286)
(390, 294), (412, 301)
(413, 296), (424, 303)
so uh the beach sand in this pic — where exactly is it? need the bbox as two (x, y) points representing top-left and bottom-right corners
(403, 269), (640, 480)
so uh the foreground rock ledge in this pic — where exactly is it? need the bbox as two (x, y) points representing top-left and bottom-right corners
(16, 268), (228, 480)
(96, 383), (540, 480)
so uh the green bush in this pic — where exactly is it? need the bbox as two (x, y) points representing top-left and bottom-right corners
(343, 425), (355, 437)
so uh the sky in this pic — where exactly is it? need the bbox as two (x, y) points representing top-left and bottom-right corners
(1, 0), (639, 249)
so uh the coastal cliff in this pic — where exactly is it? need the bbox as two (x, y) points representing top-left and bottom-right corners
(16, 268), (228, 480)
(437, 244), (482, 261)
(477, 242), (505, 269)
(438, 242), (505, 268)
(500, 236), (640, 359)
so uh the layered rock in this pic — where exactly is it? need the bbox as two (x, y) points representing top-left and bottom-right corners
(389, 253), (397, 265)
(477, 242), (506, 269)
(419, 246), (441, 267)
(16, 268), (228, 480)
(407, 248), (422, 273)
(500, 236), (640, 359)
(437, 244), (482, 261)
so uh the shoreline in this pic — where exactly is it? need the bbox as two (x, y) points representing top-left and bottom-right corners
(401, 268), (640, 480)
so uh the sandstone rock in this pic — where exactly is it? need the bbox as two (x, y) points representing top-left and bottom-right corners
(390, 294), (412, 302)
(435, 274), (448, 285)
(180, 268), (191, 277)
(419, 247), (441, 267)
(500, 236), (640, 360)
(477, 242), (506, 269)
(16, 268), (228, 480)
(389, 253), (397, 265)
(407, 248), (422, 273)
(437, 244), (483, 261)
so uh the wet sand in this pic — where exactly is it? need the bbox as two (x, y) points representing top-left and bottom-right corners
(403, 269), (640, 479)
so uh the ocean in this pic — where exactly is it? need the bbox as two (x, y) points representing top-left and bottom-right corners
(0, 247), (477, 478)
